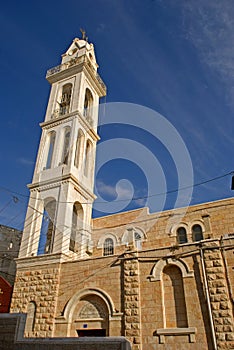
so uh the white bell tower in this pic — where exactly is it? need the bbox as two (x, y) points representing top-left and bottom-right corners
(19, 37), (106, 259)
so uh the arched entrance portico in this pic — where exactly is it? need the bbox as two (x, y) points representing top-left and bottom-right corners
(55, 288), (122, 337)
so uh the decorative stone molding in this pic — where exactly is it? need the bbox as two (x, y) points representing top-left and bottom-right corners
(97, 233), (118, 249)
(155, 327), (197, 344)
(62, 288), (121, 323)
(15, 252), (69, 269)
(40, 113), (76, 129)
(169, 222), (188, 237)
(148, 258), (194, 281)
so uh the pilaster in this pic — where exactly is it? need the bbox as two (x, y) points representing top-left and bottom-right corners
(123, 252), (142, 350)
(204, 245), (234, 349)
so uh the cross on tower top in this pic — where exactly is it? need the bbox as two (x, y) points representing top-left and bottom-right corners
(80, 28), (88, 41)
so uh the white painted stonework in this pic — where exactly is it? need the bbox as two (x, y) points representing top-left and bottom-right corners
(19, 38), (106, 259)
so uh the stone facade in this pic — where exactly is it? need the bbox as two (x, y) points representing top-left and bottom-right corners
(11, 256), (61, 337)
(11, 197), (234, 349)
(8, 38), (234, 350)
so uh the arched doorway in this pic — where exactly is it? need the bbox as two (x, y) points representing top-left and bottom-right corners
(71, 294), (109, 337)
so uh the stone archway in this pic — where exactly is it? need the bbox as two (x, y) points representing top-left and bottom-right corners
(58, 288), (122, 337)
(72, 294), (109, 337)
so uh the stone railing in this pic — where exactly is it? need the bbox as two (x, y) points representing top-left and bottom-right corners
(46, 56), (106, 93)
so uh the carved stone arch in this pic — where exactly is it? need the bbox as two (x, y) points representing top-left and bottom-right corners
(189, 220), (205, 242)
(134, 226), (147, 240)
(170, 222), (188, 237)
(188, 220), (205, 234)
(97, 233), (118, 248)
(148, 258), (194, 281)
(60, 288), (122, 337)
(63, 288), (117, 323)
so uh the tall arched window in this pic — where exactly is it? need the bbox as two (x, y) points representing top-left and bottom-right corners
(163, 265), (188, 328)
(38, 198), (56, 255)
(59, 83), (72, 115)
(177, 227), (187, 244)
(74, 129), (85, 168)
(61, 127), (71, 165)
(192, 224), (203, 242)
(103, 238), (114, 256)
(83, 88), (93, 119)
(69, 202), (83, 252)
(84, 140), (92, 177)
(45, 131), (56, 169)
(25, 301), (36, 336)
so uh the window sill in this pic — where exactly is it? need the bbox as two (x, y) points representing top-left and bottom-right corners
(155, 327), (196, 343)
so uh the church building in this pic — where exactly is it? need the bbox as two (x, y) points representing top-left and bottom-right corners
(10, 37), (234, 350)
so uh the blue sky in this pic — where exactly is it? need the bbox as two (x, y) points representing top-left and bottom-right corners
(0, 0), (233, 228)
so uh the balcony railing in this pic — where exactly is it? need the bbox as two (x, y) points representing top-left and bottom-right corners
(46, 56), (106, 93)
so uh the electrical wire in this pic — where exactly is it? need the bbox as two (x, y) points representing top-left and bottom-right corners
(0, 170), (233, 205)
(0, 199), (13, 214)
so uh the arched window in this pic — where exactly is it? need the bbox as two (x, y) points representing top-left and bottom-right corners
(45, 131), (56, 169)
(192, 224), (203, 242)
(83, 88), (93, 119)
(177, 227), (187, 244)
(163, 265), (188, 328)
(59, 83), (72, 115)
(134, 231), (142, 250)
(103, 238), (114, 256)
(69, 202), (83, 252)
(61, 127), (71, 165)
(25, 301), (36, 335)
(84, 140), (92, 177)
(74, 129), (85, 168)
(38, 199), (56, 255)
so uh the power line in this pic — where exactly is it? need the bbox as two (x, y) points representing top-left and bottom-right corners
(0, 170), (233, 205)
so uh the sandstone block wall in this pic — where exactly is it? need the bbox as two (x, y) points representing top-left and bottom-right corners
(203, 244), (234, 349)
(10, 261), (61, 337)
(10, 198), (234, 350)
(123, 252), (142, 350)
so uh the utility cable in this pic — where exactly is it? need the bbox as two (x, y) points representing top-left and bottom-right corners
(0, 170), (233, 205)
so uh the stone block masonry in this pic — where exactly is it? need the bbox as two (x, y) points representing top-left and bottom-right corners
(123, 252), (142, 350)
(10, 258), (61, 338)
(204, 244), (234, 349)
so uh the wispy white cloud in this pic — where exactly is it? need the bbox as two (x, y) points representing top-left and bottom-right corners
(96, 179), (133, 200)
(181, 0), (234, 105)
(96, 179), (148, 209)
(18, 157), (34, 166)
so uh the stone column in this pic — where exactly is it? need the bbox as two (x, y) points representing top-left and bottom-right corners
(123, 252), (142, 350)
(204, 245), (234, 349)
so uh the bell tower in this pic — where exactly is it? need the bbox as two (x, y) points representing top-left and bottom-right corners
(19, 37), (106, 259)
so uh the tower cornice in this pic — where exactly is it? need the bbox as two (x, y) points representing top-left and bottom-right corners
(46, 56), (106, 97)
(28, 173), (97, 201)
(40, 111), (100, 142)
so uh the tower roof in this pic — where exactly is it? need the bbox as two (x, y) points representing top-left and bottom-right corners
(61, 37), (98, 70)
